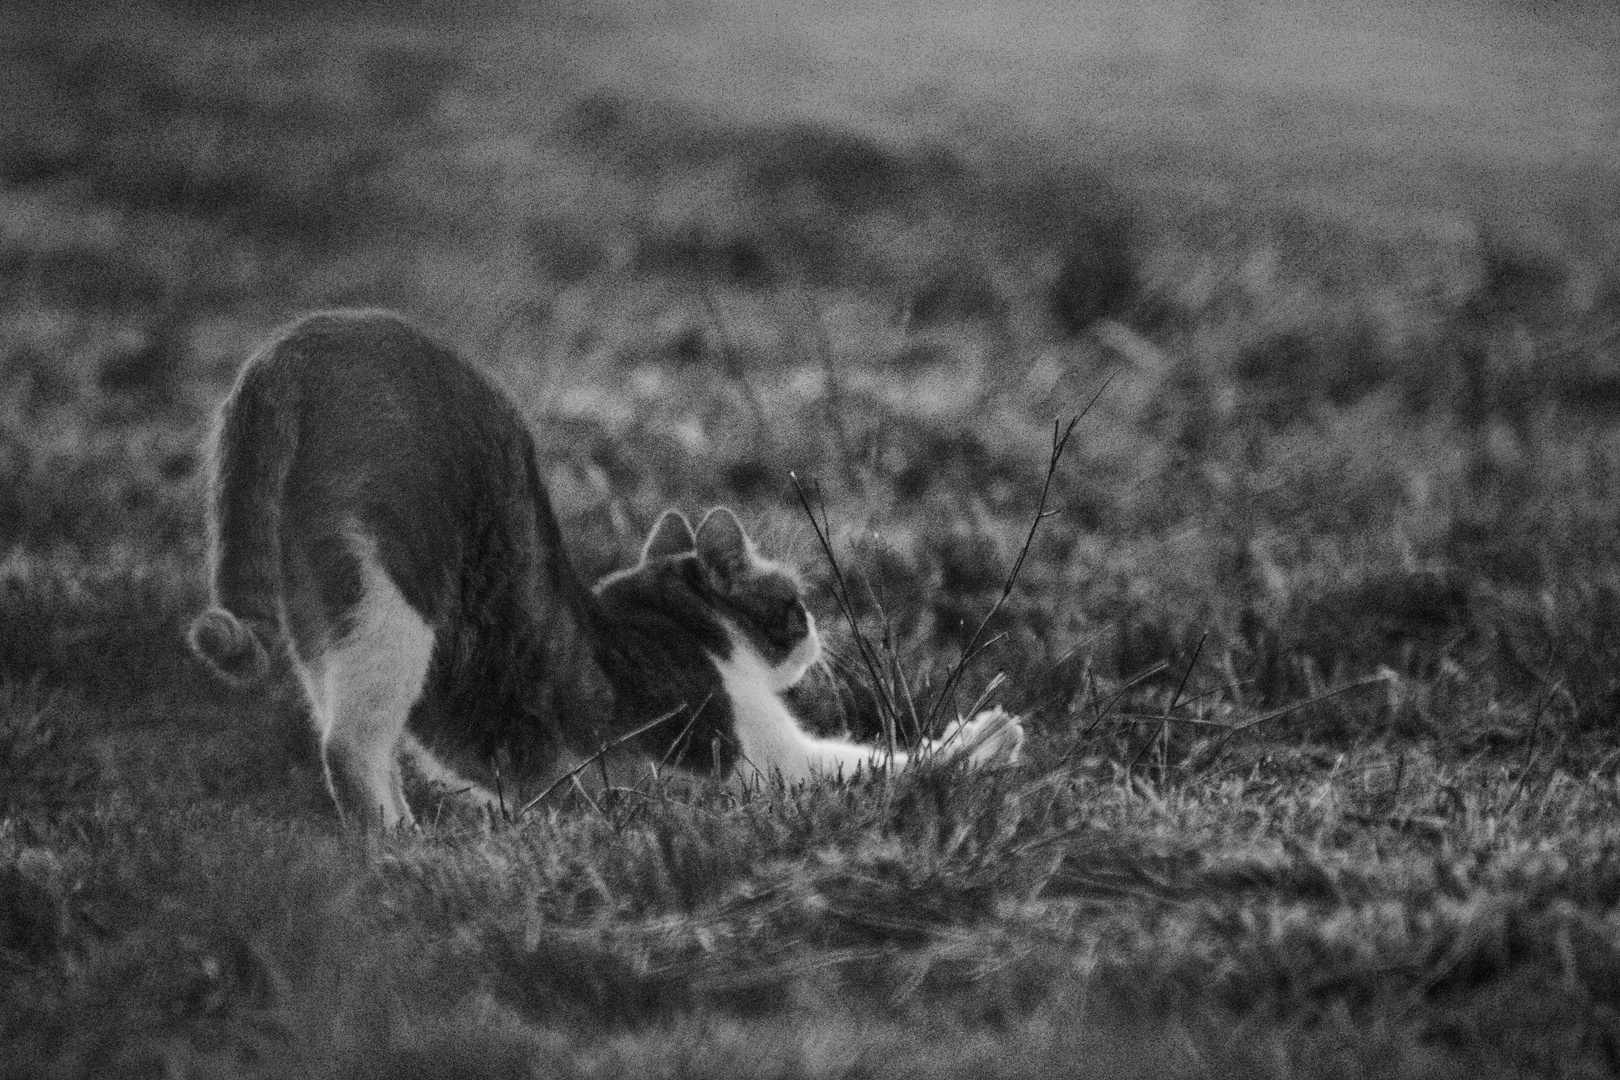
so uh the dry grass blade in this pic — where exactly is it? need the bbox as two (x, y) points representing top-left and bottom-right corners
(1127, 632), (1206, 771)
(1226, 672), (1390, 734)
(1110, 712), (1233, 730)
(657, 697), (711, 773)
(514, 705), (688, 821)
(1190, 672), (1393, 774)
(859, 568), (926, 743)
(1077, 660), (1171, 746)
(932, 702), (1018, 759)
(1496, 673), (1560, 816)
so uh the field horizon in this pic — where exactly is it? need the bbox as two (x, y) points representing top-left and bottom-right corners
(5, 0), (1620, 1075)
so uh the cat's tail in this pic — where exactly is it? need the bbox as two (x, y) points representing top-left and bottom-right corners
(188, 608), (273, 686)
(188, 356), (298, 687)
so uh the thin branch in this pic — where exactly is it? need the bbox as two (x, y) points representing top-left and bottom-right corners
(791, 472), (903, 756)
(796, 382), (1110, 753)
(924, 397), (1101, 730)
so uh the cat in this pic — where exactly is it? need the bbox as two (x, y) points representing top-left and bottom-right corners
(187, 309), (1024, 827)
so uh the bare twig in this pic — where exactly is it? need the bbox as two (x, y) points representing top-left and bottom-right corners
(964, 671), (1008, 725)
(925, 390), (1107, 731)
(793, 380), (1108, 755)
(890, 643), (924, 744)
(791, 473), (903, 760)
(657, 694), (712, 772)
(567, 772), (603, 816)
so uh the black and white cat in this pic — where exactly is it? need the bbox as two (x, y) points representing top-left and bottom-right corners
(188, 310), (1023, 827)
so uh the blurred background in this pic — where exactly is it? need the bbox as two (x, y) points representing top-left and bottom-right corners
(2, 0), (1618, 735)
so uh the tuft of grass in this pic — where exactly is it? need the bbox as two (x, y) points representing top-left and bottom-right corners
(0, 680), (97, 819)
(0, 554), (216, 703)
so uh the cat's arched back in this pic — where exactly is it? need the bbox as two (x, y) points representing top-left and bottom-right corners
(191, 310), (619, 823)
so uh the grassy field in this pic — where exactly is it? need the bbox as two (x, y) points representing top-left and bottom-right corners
(5, 0), (1620, 1074)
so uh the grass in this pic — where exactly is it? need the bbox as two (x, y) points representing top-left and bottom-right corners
(4, 0), (1620, 1074)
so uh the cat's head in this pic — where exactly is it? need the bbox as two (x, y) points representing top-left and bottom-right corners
(616, 507), (820, 690)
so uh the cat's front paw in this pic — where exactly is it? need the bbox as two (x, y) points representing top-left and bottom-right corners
(950, 706), (1026, 766)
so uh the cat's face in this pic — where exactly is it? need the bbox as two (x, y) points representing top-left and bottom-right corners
(621, 508), (820, 690)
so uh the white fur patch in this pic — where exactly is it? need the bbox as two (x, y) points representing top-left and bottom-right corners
(713, 634), (882, 785)
(293, 533), (435, 828)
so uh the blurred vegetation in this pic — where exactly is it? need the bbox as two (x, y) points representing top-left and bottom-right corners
(3, 0), (1620, 1073)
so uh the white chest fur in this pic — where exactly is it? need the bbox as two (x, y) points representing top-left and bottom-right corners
(712, 640), (821, 785)
(709, 622), (902, 786)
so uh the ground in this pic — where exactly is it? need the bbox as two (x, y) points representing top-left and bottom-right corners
(4, 0), (1620, 1075)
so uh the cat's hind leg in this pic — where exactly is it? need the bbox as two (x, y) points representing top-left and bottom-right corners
(309, 542), (435, 829)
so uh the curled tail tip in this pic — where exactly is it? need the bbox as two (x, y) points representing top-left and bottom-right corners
(188, 607), (271, 686)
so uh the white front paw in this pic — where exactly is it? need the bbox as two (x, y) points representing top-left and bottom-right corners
(947, 706), (1026, 765)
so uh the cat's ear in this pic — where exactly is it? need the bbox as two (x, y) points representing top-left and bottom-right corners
(695, 507), (753, 581)
(641, 509), (697, 564)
